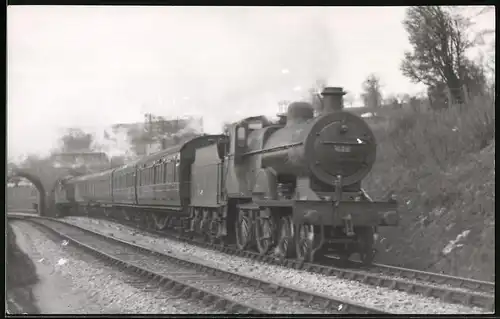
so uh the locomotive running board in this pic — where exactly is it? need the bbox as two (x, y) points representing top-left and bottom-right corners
(237, 200), (297, 210)
(109, 203), (184, 212)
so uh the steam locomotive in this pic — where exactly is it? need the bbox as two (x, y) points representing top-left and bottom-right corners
(54, 87), (399, 265)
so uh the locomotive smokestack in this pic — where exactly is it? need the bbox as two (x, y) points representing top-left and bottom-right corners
(321, 87), (346, 114)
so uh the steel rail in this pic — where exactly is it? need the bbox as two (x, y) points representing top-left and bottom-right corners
(9, 214), (389, 315)
(354, 261), (495, 295)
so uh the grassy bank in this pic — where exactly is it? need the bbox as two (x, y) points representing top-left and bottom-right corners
(363, 95), (495, 281)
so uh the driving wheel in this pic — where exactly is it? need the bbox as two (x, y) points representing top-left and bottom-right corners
(235, 209), (254, 251)
(296, 224), (315, 262)
(255, 211), (276, 255)
(275, 215), (296, 259)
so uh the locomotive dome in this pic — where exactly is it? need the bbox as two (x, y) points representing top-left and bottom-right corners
(286, 101), (314, 126)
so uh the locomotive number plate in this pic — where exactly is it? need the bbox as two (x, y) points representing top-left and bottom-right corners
(334, 145), (352, 153)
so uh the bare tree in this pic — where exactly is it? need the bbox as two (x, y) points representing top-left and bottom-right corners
(401, 6), (489, 104)
(361, 74), (383, 109)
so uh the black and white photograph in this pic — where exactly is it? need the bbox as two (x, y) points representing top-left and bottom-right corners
(6, 5), (495, 315)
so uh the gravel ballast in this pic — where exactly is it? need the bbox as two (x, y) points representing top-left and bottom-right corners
(36, 220), (333, 314)
(63, 216), (490, 314)
(9, 220), (224, 314)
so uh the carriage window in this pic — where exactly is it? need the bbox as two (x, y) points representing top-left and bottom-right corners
(154, 164), (159, 184)
(157, 164), (163, 184)
(163, 161), (168, 182)
(164, 159), (172, 182)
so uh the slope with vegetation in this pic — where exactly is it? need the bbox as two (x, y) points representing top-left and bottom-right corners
(364, 96), (494, 281)
(357, 6), (495, 281)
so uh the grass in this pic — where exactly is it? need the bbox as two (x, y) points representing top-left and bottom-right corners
(362, 94), (495, 281)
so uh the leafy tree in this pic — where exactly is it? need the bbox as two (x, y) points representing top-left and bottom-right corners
(361, 74), (383, 109)
(401, 6), (489, 104)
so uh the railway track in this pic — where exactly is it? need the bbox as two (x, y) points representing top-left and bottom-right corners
(8, 214), (388, 315)
(349, 261), (495, 296)
(75, 214), (495, 312)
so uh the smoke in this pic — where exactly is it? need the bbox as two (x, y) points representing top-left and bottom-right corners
(92, 125), (136, 159)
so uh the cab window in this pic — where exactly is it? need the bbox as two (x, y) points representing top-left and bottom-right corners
(237, 126), (246, 147)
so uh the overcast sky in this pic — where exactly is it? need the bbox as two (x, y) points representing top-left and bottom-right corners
(7, 6), (495, 161)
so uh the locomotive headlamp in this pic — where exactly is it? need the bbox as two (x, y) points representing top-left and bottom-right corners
(340, 125), (348, 134)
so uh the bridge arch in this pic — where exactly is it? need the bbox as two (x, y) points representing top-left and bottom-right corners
(7, 170), (46, 216)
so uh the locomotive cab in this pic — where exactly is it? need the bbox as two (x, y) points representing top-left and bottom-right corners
(232, 116), (270, 164)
